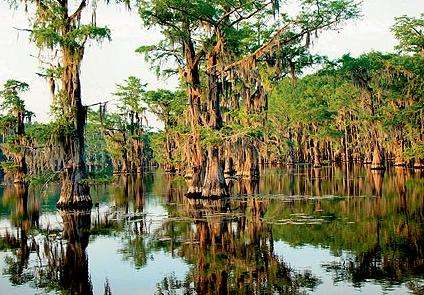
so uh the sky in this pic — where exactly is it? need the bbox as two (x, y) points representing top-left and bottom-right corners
(0, 0), (423, 127)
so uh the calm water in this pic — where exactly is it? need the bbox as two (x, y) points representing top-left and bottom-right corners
(0, 166), (423, 295)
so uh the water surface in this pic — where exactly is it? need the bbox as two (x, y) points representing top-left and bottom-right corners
(0, 166), (423, 294)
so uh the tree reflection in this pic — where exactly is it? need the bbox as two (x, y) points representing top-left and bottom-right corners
(151, 188), (321, 294)
(58, 211), (92, 294)
(2, 208), (95, 294)
(0, 166), (423, 294)
(2, 184), (37, 285)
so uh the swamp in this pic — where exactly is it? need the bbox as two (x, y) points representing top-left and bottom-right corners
(0, 0), (423, 294)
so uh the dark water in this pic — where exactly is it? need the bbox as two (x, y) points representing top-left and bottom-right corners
(0, 166), (423, 295)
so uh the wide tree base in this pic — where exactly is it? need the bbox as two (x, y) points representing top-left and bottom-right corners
(185, 191), (229, 199)
(57, 195), (92, 210)
(185, 186), (202, 199)
(394, 162), (407, 167)
(186, 182), (230, 199)
(414, 159), (424, 169)
(371, 164), (385, 170)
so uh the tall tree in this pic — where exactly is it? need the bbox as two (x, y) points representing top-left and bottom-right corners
(392, 13), (424, 57)
(0, 80), (32, 183)
(143, 89), (187, 172)
(138, 0), (360, 198)
(10, 0), (114, 209)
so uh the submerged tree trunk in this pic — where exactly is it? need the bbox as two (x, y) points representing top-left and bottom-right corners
(13, 111), (27, 184)
(223, 142), (234, 177)
(57, 47), (91, 209)
(237, 140), (260, 179)
(394, 139), (406, 167)
(313, 140), (322, 168)
(186, 34), (230, 198)
(201, 146), (229, 198)
(200, 37), (229, 198)
(371, 143), (385, 170)
(184, 38), (205, 197)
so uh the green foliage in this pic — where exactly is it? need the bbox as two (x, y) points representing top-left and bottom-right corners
(392, 13), (424, 55)
(114, 76), (147, 114)
(137, 0), (360, 77)
(27, 170), (60, 187)
(0, 161), (18, 173)
(0, 80), (28, 114)
(25, 123), (54, 145)
(268, 50), (423, 162)
(26, 0), (111, 50)
(143, 89), (187, 126)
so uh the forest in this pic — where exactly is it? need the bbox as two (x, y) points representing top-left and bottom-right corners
(1, 1), (424, 294)
(0, 0), (422, 210)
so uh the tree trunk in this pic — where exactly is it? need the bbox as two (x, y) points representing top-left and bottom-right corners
(183, 39), (204, 197)
(371, 144), (385, 170)
(199, 38), (229, 198)
(56, 47), (91, 209)
(394, 140), (406, 167)
(14, 152), (27, 184)
(223, 142), (234, 177)
(187, 34), (230, 198)
(164, 131), (176, 172)
(287, 129), (295, 166)
(201, 146), (229, 198)
(237, 140), (260, 179)
(313, 140), (322, 168)
(13, 111), (27, 184)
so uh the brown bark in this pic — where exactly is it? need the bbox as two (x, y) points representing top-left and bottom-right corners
(237, 140), (260, 179)
(371, 144), (385, 170)
(394, 140), (406, 167)
(313, 140), (322, 168)
(200, 146), (229, 198)
(223, 142), (234, 176)
(186, 32), (229, 198)
(56, 45), (91, 209)
(287, 129), (295, 166)
(183, 38), (204, 196)
(414, 158), (424, 169)
(13, 151), (27, 184)
(12, 111), (27, 184)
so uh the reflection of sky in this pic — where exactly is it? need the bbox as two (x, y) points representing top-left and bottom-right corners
(0, 166), (422, 294)
(87, 237), (189, 295)
(0, 236), (189, 295)
(274, 241), (411, 295)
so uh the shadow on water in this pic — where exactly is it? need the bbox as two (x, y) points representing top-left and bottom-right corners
(0, 166), (423, 294)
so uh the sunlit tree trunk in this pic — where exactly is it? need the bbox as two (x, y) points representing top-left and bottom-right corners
(56, 45), (91, 209)
(13, 111), (27, 184)
(371, 143), (384, 170)
(200, 37), (229, 197)
(184, 39), (205, 197)
(313, 140), (322, 168)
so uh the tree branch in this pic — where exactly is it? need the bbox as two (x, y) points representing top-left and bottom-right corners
(223, 11), (346, 73)
(69, 0), (86, 21)
(13, 27), (33, 33)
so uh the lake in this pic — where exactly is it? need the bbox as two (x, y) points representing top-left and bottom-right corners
(0, 166), (423, 294)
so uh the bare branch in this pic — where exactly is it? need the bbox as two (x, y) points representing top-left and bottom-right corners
(13, 27), (33, 33)
(69, 0), (87, 21)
